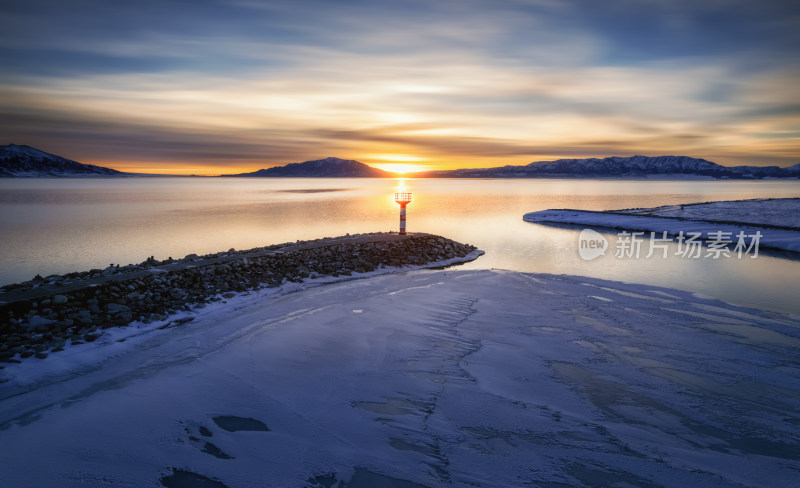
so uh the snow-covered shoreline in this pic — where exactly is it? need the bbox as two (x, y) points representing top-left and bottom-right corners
(0, 234), (481, 363)
(524, 198), (800, 253)
(615, 198), (800, 228)
(1, 267), (798, 487)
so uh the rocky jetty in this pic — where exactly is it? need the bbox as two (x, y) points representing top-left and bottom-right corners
(0, 233), (479, 363)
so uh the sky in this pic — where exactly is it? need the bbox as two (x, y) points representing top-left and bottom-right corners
(1, 0), (798, 175)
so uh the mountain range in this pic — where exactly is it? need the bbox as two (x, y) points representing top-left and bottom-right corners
(0, 144), (125, 177)
(1, 144), (798, 179)
(414, 155), (800, 179)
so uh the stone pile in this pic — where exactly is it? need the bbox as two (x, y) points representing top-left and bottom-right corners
(0, 234), (477, 362)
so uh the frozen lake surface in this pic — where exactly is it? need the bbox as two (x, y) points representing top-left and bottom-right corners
(524, 198), (800, 253)
(619, 197), (800, 228)
(1, 268), (799, 487)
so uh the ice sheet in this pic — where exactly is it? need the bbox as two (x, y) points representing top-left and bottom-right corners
(1, 269), (799, 487)
(524, 206), (800, 253)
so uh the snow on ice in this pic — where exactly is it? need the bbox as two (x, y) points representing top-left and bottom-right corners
(524, 198), (800, 254)
(618, 198), (800, 229)
(1, 267), (799, 487)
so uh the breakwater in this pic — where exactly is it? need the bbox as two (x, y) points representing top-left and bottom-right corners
(0, 233), (479, 362)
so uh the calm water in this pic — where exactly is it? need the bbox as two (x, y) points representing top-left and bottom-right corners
(1, 178), (798, 314)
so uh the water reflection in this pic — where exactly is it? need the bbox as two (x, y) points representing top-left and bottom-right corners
(0, 177), (798, 314)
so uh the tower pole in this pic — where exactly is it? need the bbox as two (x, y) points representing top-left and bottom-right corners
(399, 203), (407, 235)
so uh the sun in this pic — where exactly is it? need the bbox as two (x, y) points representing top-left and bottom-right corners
(371, 163), (428, 174)
(365, 154), (429, 174)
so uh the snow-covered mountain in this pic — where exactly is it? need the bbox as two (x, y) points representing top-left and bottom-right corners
(0, 144), (125, 177)
(223, 157), (393, 177)
(729, 162), (800, 178)
(418, 155), (800, 179)
(525, 155), (725, 176)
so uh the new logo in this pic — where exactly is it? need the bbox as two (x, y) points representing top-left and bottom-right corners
(578, 229), (608, 261)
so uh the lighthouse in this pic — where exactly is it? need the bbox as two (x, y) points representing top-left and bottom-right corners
(394, 192), (412, 235)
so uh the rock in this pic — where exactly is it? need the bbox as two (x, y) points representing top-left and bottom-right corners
(52, 295), (68, 305)
(107, 303), (130, 314)
(76, 310), (93, 324)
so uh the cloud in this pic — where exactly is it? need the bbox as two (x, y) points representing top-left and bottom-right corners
(0, 0), (797, 172)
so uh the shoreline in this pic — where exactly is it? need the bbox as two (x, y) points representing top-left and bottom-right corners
(524, 197), (800, 254)
(0, 233), (481, 363)
(0, 232), (444, 303)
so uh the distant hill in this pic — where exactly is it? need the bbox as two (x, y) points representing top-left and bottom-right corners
(0, 144), (125, 177)
(223, 157), (394, 177)
(415, 155), (800, 179)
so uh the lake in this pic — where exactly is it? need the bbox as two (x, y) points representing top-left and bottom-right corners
(1, 178), (798, 314)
